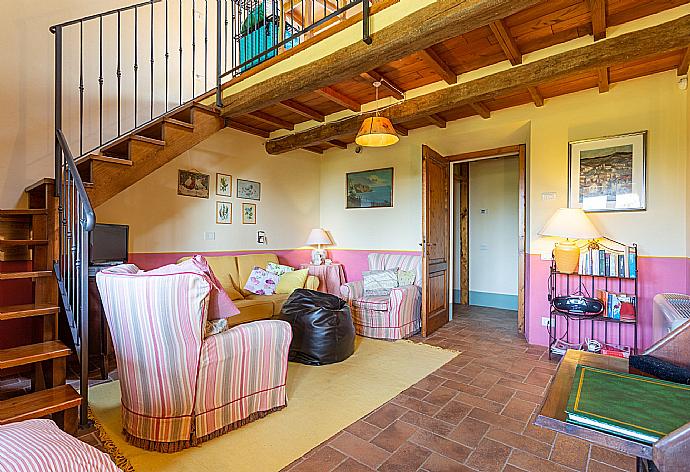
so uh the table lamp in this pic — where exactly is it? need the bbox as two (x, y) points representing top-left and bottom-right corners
(540, 208), (600, 274)
(305, 228), (332, 265)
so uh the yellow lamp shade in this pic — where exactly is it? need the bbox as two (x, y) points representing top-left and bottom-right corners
(355, 117), (399, 147)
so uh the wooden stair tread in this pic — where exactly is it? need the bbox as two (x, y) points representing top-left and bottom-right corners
(75, 154), (133, 167)
(0, 341), (72, 369)
(131, 135), (165, 146)
(0, 385), (81, 424)
(0, 303), (58, 320)
(164, 118), (195, 129)
(0, 240), (48, 247)
(0, 271), (53, 280)
(0, 209), (47, 217)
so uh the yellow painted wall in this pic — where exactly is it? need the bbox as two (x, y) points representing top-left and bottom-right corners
(96, 129), (321, 253)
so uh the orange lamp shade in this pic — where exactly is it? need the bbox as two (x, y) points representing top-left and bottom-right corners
(355, 117), (399, 147)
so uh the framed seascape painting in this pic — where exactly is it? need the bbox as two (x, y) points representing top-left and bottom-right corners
(237, 179), (261, 201)
(178, 170), (210, 198)
(216, 173), (232, 197)
(216, 202), (232, 224)
(568, 131), (647, 212)
(242, 203), (257, 224)
(346, 167), (394, 209)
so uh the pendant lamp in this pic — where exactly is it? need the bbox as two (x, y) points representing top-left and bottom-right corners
(355, 81), (399, 147)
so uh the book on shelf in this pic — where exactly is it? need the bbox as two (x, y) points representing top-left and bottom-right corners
(574, 246), (637, 278)
(565, 365), (690, 444)
(595, 289), (636, 321)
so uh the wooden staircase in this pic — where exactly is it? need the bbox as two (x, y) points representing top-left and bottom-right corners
(0, 182), (80, 434)
(76, 102), (224, 208)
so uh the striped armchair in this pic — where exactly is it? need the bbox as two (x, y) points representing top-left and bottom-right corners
(96, 264), (291, 452)
(340, 253), (422, 340)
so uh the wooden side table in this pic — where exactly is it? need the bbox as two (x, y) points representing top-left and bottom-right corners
(300, 263), (346, 297)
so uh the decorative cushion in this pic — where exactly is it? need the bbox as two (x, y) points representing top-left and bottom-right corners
(266, 262), (295, 276)
(179, 256), (244, 301)
(0, 419), (120, 471)
(244, 267), (280, 295)
(237, 254), (280, 296)
(397, 269), (416, 287)
(363, 269), (398, 296)
(275, 269), (309, 295)
(145, 255), (240, 320)
(352, 296), (390, 311)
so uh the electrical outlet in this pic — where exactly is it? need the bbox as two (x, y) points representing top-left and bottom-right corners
(541, 317), (551, 327)
(480, 208), (488, 214)
(204, 231), (215, 241)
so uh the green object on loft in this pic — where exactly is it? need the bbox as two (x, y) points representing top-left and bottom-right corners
(565, 364), (690, 444)
(240, 4), (266, 35)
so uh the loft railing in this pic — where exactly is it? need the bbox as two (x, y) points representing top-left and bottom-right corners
(50, 0), (373, 427)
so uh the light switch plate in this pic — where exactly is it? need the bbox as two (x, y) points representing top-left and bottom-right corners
(204, 231), (215, 241)
(542, 192), (557, 200)
(480, 209), (488, 214)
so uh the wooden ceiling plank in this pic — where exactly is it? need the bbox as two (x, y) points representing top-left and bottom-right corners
(265, 15), (690, 154)
(328, 139), (348, 149)
(426, 113), (447, 128)
(489, 19), (522, 65)
(588, 0), (607, 41)
(248, 111), (295, 130)
(226, 120), (270, 138)
(304, 146), (324, 154)
(222, 0), (545, 116)
(278, 99), (325, 122)
(418, 48), (458, 85)
(679, 47), (690, 76)
(597, 67), (610, 93)
(315, 86), (361, 112)
(527, 86), (544, 107)
(393, 123), (409, 136)
(470, 102), (491, 119)
(360, 70), (405, 100)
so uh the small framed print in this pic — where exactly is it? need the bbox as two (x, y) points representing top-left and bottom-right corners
(237, 179), (261, 201)
(216, 173), (232, 197)
(569, 131), (647, 212)
(216, 201), (232, 224)
(178, 169), (210, 198)
(242, 203), (256, 224)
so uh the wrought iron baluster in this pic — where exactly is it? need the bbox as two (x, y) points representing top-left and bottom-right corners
(204, 0), (208, 91)
(79, 21), (84, 155)
(117, 11), (122, 135)
(54, 26), (63, 195)
(224, 0), (228, 71)
(165, 0), (169, 110)
(180, 0), (183, 103)
(192, 0), (196, 97)
(99, 17), (104, 145)
(134, 6), (139, 127)
(216, 0), (223, 107)
(150, 0), (155, 119)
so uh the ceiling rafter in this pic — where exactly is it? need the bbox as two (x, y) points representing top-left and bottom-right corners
(527, 86), (544, 107)
(226, 120), (270, 138)
(489, 19), (522, 66)
(418, 48), (458, 85)
(316, 86), (361, 112)
(470, 102), (491, 119)
(303, 146), (324, 154)
(327, 139), (348, 149)
(679, 47), (690, 76)
(360, 70), (405, 100)
(588, 0), (607, 41)
(426, 114), (447, 128)
(248, 111), (295, 130)
(597, 67), (610, 93)
(278, 99), (325, 122)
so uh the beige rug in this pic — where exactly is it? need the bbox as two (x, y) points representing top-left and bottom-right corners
(89, 337), (458, 472)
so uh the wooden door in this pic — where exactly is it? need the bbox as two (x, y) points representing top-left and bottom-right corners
(421, 145), (450, 336)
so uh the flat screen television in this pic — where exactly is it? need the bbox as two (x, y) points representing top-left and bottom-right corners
(90, 223), (129, 265)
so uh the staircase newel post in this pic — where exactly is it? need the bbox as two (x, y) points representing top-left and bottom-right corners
(79, 213), (89, 428)
(216, 0), (223, 108)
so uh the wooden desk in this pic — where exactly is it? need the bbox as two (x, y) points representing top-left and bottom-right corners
(535, 350), (653, 463)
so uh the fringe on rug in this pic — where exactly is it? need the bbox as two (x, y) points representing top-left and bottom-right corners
(122, 405), (286, 453)
(396, 338), (462, 355)
(88, 408), (136, 472)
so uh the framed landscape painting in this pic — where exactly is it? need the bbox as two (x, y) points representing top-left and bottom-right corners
(216, 173), (232, 197)
(568, 131), (647, 212)
(346, 167), (394, 209)
(216, 201), (232, 224)
(177, 169), (210, 198)
(237, 179), (261, 201)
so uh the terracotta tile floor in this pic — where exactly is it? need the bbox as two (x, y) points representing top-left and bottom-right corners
(283, 305), (637, 472)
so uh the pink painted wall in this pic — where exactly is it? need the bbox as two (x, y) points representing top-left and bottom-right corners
(525, 255), (689, 352)
(128, 249), (313, 271)
(327, 249), (423, 282)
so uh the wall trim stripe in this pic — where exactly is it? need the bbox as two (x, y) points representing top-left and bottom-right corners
(469, 291), (519, 310)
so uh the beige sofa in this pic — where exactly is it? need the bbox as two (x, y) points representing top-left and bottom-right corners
(179, 253), (318, 327)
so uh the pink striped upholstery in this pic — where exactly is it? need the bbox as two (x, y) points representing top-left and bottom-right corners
(96, 265), (291, 452)
(0, 419), (119, 472)
(341, 254), (422, 340)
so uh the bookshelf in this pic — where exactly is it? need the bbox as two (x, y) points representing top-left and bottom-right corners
(547, 240), (639, 360)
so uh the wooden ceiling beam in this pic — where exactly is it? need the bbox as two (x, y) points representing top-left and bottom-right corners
(278, 99), (325, 122)
(489, 19), (522, 66)
(360, 70), (405, 100)
(303, 146), (324, 154)
(226, 120), (270, 138)
(265, 15), (690, 154)
(426, 114), (447, 128)
(418, 48), (457, 85)
(588, 0), (607, 41)
(527, 86), (544, 107)
(248, 111), (295, 130)
(328, 139), (348, 149)
(597, 67), (610, 93)
(470, 102), (491, 119)
(315, 86), (361, 112)
(679, 47), (690, 76)
(221, 0), (542, 116)
(393, 123), (409, 136)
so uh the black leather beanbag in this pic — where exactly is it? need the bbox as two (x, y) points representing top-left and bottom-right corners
(277, 289), (355, 366)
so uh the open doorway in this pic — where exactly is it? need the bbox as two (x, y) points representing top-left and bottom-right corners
(450, 146), (526, 332)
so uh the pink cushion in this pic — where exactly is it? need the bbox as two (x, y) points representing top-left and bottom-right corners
(0, 419), (120, 471)
(243, 267), (280, 295)
(145, 255), (240, 320)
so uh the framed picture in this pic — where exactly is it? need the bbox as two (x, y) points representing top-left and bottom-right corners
(177, 169), (210, 198)
(346, 167), (394, 209)
(569, 131), (647, 212)
(216, 201), (232, 224)
(242, 203), (257, 224)
(216, 173), (232, 197)
(237, 179), (261, 201)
